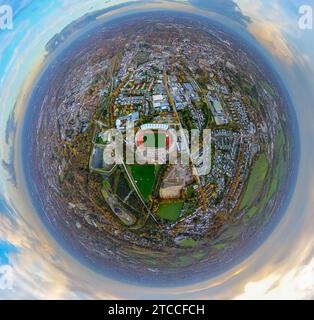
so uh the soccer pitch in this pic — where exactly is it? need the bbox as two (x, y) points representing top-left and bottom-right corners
(156, 201), (184, 221)
(129, 165), (161, 202)
(143, 132), (166, 148)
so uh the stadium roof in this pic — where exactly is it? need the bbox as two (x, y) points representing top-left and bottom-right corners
(140, 123), (169, 131)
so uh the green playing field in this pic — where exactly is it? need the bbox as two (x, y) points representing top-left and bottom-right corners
(129, 165), (161, 202)
(143, 132), (166, 148)
(156, 201), (184, 221)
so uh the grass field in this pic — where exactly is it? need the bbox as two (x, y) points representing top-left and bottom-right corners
(244, 206), (259, 222)
(178, 255), (192, 267)
(243, 131), (287, 221)
(212, 243), (226, 250)
(272, 131), (286, 192)
(143, 132), (166, 148)
(192, 250), (207, 260)
(239, 153), (269, 210)
(186, 185), (195, 198)
(129, 165), (160, 201)
(180, 239), (197, 248)
(156, 201), (184, 221)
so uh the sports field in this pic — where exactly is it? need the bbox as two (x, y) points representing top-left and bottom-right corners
(156, 201), (184, 221)
(143, 132), (166, 148)
(239, 153), (269, 210)
(129, 165), (160, 201)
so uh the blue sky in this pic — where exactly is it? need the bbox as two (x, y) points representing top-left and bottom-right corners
(0, 240), (17, 265)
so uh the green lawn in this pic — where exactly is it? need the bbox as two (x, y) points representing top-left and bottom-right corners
(244, 131), (287, 222)
(180, 239), (197, 248)
(212, 243), (226, 250)
(240, 153), (269, 210)
(156, 201), (184, 221)
(244, 206), (259, 222)
(186, 185), (195, 198)
(143, 132), (166, 148)
(95, 135), (106, 145)
(129, 165), (160, 201)
(178, 255), (192, 267)
(192, 250), (207, 260)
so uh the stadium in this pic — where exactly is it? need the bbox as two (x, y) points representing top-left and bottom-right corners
(135, 123), (178, 160)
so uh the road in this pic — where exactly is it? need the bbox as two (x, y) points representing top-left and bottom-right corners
(163, 67), (208, 211)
